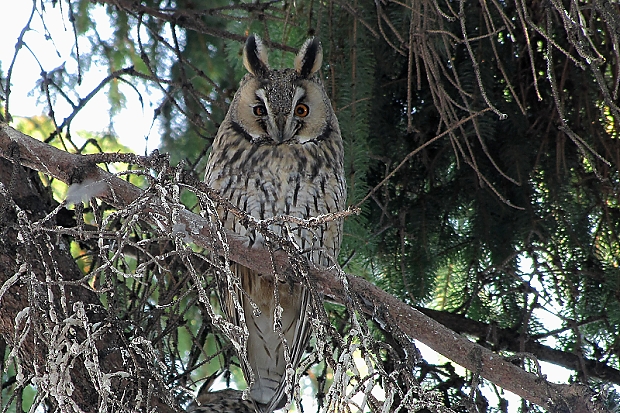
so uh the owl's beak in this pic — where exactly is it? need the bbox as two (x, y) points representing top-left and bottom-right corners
(269, 114), (294, 143)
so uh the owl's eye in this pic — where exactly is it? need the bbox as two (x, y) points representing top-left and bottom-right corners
(294, 103), (309, 117)
(253, 105), (267, 116)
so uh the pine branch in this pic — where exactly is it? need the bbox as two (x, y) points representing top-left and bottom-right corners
(419, 308), (620, 384)
(93, 0), (297, 53)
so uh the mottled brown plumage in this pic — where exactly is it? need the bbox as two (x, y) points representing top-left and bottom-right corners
(204, 34), (346, 413)
(187, 389), (254, 413)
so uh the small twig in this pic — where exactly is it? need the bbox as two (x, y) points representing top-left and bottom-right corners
(356, 108), (493, 208)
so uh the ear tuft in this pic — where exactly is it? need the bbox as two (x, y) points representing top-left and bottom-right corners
(294, 37), (323, 78)
(243, 34), (269, 75)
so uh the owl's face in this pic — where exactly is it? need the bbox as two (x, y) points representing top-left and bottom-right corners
(227, 35), (336, 146)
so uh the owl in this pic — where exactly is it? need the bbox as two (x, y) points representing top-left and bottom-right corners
(204, 34), (346, 413)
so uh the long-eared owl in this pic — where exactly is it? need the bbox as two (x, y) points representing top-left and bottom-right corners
(204, 34), (346, 413)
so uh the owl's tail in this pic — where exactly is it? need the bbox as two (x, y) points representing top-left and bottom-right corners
(230, 264), (312, 413)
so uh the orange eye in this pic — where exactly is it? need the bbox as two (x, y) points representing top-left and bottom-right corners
(294, 103), (309, 117)
(253, 105), (267, 116)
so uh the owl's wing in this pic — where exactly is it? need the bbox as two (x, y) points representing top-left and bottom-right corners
(221, 263), (312, 413)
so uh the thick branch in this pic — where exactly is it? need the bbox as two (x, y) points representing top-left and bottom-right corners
(419, 308), (620, 385)
(0, 123), (606, 413)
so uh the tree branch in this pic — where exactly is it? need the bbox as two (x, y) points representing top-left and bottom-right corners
(418, 308), (620, 384)
(0, 123), (607, 413)
(95, 0), (297, 52)
(0, 149), (180, 412)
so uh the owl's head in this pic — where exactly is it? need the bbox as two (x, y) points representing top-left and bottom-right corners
(228, 34), (337, 145)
